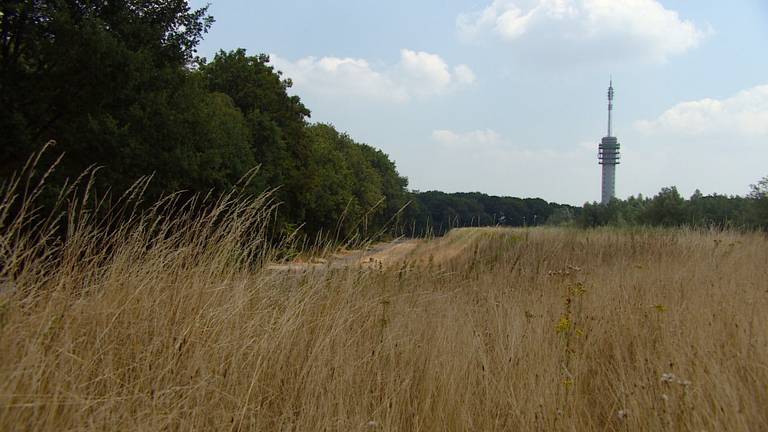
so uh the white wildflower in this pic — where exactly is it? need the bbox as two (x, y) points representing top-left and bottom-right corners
(661, 393), (669, 402)
(660, 372), (675, 383)
(617, 409), (628, 420)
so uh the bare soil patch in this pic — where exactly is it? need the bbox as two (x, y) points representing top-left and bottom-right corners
(267, 238), (421, 271)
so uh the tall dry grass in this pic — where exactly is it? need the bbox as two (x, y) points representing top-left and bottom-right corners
(1, 159), (767, 430)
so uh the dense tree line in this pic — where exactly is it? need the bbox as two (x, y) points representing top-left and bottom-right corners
(578, 180), (768, 230)
(0, 0), (581, 240)
(2, 1), (764, 240)
(0, 1), (412, 239)
(402, 191), (577, 235)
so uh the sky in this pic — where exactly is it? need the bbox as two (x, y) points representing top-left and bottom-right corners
(189, 0), (768, 205)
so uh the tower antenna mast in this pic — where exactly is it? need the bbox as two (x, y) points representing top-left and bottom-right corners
(607, 78), (614, 137)
(598, 79), (620, 204)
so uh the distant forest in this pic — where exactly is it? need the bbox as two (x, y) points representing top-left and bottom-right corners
(1, 2), (766, 238)
(580, 186), (768, 230)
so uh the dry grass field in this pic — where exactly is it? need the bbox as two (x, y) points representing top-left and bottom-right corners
(1, 185), (767, 430)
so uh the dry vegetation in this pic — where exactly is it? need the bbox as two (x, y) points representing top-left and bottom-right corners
(1, 170), (767, 431)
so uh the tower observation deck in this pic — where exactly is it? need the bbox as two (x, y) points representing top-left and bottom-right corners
(598, 80), (620, 204)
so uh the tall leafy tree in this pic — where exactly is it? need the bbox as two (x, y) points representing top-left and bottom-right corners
(0, 1), (255, 197)
(0, 3), (577, 240)
(360, 144), (409, 229)
(749, 175), (768, 228)
(640, 187), (686, 227)
(199, 49), (311, 221)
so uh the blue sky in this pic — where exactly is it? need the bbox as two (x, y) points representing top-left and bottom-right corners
(191, 0), (768, 205)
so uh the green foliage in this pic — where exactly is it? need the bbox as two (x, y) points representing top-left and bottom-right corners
(750, 176), (768, 199)
(196, 52), (410, 239)
(6, 2), (761, 241)
(748, 176), (768, 229)
(0, 3), (412, 240)
(300, 124), (409, 239)
(198, 49), (312, 222)
(640, 186), (686, 227)
(402, 191), (575, 235)
(0, 0), (233, 196)
(577, 182), (767, 230)
(546, 207), (576, 226)
(360, 144), (409, 228)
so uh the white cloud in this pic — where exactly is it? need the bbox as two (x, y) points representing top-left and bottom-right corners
(496, 6), (536, 40)
(636, 84), (768, 137)
(269, 50), (475, 103)
(453, 64), (477, 85)
(270, 55), (407, 103)
(457, 0), (707, 62)
(399, 49), (451, 95)
(432, 129), (502, 149)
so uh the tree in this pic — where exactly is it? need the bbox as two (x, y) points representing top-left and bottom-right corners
(404, 191), (576, 234)
(640, 186), (686, 227)
(199, 49), (311, 222)
(749, 176), (768, 228)
(299, 124), (407, 239)
(546, 207), (575, 226)
(360, 144), (409, 230)
(301, 124), (356, 235)
(0, 2), (576, 240)
(0, 1), (240, 198)
(749, 176), (768, 200)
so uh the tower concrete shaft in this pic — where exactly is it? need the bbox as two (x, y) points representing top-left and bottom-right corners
(598, 80), (620, 204)
(601, 161), (616, 205)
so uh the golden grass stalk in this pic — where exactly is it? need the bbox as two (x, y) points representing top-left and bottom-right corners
(1, 154), (767, 430)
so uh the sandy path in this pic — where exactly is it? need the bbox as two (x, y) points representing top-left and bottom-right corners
(267, 238), (421, 272)
(267, 227), (516, 272)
